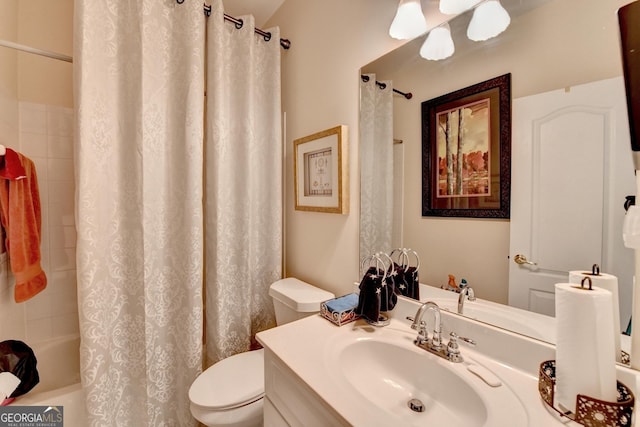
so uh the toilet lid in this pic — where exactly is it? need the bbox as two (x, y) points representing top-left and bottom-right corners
(189, 348), (265, 410)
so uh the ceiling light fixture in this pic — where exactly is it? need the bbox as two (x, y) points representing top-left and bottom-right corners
(388, 0), (428, 40)
(420, 23), (455, 61)
(466, 0), (511, 41)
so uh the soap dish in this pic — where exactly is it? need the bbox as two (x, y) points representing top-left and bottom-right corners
(320, 293), (360, 326)
(538, 360), (634, 426)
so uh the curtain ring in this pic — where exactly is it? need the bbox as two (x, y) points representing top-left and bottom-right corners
(177, 0), (185, 4)
(263, 32), (272, 42)
(235, 18), (244, 30)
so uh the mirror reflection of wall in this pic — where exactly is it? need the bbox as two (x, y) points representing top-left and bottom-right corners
(360, 0), (636, 337)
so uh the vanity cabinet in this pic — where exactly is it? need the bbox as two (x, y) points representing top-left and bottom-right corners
(263, 349), (349, 426)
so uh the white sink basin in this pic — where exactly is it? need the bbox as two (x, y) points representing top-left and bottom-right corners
(327, 328), (528, 426)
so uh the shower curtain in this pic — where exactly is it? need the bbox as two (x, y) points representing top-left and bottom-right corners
(205, 1), (282, 364)
(76, 0), (281, 424)
(359, 74), (394, 258)
(75, 1), (205, 425)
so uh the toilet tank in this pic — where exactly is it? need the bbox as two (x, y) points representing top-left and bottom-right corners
(269, 278), (335, 325)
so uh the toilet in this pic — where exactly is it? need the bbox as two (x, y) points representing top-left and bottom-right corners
(189, 278), (334, 427)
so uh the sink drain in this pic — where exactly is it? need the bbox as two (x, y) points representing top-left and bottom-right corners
(408, 398), (425, 413)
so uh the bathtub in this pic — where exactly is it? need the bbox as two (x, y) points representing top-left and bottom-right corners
(12, 335), (87, 426)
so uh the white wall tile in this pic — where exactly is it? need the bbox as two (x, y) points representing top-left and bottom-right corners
(49, 270), (76, 291)
(25, 286), (52, 321)
(48, 201), (75, 228)
(0, 298), (26, 342)
(47, 158), (74, 182)
(52, 313), (79, 337)
(46, 105), (73, 137)
(50, 288), (78, 316)
(10, 101), (78, 345)
(0, 267), (27, 342)
(19, 102), (47, 135)
(47, 135), (73, 159)
(50, 247), (76, 272)
(26, 317), (53, 342)
(48, 180), (74, 207)
(19, 132), (47, 157)
(49, 226), (76, 249)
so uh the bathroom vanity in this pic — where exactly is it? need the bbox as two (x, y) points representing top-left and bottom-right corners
(257, 295), (640, 426)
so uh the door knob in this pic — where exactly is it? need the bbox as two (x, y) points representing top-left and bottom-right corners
(514, 254), (537, 266)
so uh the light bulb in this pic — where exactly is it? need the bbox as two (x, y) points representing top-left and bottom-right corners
(467, 0), (511, 42)
(389, 0), (428, 40)
(420, 23), (455, 61)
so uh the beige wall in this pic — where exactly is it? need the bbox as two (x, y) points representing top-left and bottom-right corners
(268, 0), (406, 297)
(17, 0), (73, 107)
(0, 0), (19, 145)
(270, 0), (635, 300)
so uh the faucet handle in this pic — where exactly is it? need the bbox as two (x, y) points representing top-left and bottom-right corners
(458, 336), (476, 346)
(467, 288), (477, 302)
(407, 316), (426, 330)
(446, 332), (463, 363)
(407, 316), (429, 344)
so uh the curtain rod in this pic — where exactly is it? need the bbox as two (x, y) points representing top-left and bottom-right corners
(360, 75), (412, 100)
(198, 3), (291, 50)
(0, 39), (72, 63)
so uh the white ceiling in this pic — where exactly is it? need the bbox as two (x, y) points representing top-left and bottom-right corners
(222, 0), (285, 28)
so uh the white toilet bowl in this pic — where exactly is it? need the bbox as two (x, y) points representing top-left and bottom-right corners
(189, 278), (334, 426)
(189, 348), (265, 427)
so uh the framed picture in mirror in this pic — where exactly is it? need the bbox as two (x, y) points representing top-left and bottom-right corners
(294, 125), (349, 214)
(421, 73), (511, 218)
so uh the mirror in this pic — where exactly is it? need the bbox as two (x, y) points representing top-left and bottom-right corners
(359, 0), (636, 345)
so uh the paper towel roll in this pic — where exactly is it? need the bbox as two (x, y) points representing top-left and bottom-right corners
(569, 270), (621, 362)
(555, 282), (618, 412)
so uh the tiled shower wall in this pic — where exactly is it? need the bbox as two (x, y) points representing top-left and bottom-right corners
(0, 101), (77, 343)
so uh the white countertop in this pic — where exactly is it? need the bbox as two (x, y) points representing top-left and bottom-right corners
(256, 297), (566, 426)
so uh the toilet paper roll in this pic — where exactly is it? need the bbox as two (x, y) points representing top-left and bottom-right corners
(0, 372), (20, 400)
(555, 283), (618, 412)
(569, 271), (621, 362)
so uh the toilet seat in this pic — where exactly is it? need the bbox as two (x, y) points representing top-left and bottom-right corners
(189, 348), (265, 410)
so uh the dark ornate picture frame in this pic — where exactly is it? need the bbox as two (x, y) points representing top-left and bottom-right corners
(421, 73), (511, 218)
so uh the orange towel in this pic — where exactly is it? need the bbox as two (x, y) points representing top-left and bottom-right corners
(0, 148), (47, 303)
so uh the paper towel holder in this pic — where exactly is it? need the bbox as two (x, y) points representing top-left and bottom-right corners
(539, 360), (634, 426)
(581, 264), (602, 276)
(572, 276), (594, 291)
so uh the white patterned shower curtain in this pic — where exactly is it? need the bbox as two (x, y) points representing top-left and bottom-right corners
(75, 0), (281, 425)
(205, 1), (282, 364)
(359, 74), (394, 258)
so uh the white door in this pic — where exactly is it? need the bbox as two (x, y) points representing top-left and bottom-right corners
(508, 77), (635, 326)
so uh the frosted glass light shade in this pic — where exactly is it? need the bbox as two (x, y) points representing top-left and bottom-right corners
(420, 23), (455, 61)
(389, 0), (428, 40)
(467, 0), (511, 41)
(439, 0), (479, 15)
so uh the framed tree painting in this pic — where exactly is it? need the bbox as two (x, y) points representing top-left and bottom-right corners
(421, 73), (511, 218)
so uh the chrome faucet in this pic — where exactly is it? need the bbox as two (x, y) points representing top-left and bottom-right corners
(408, 301), (466, 363)
(410, 301), (442, 350)
(457, 286), (476, 315)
